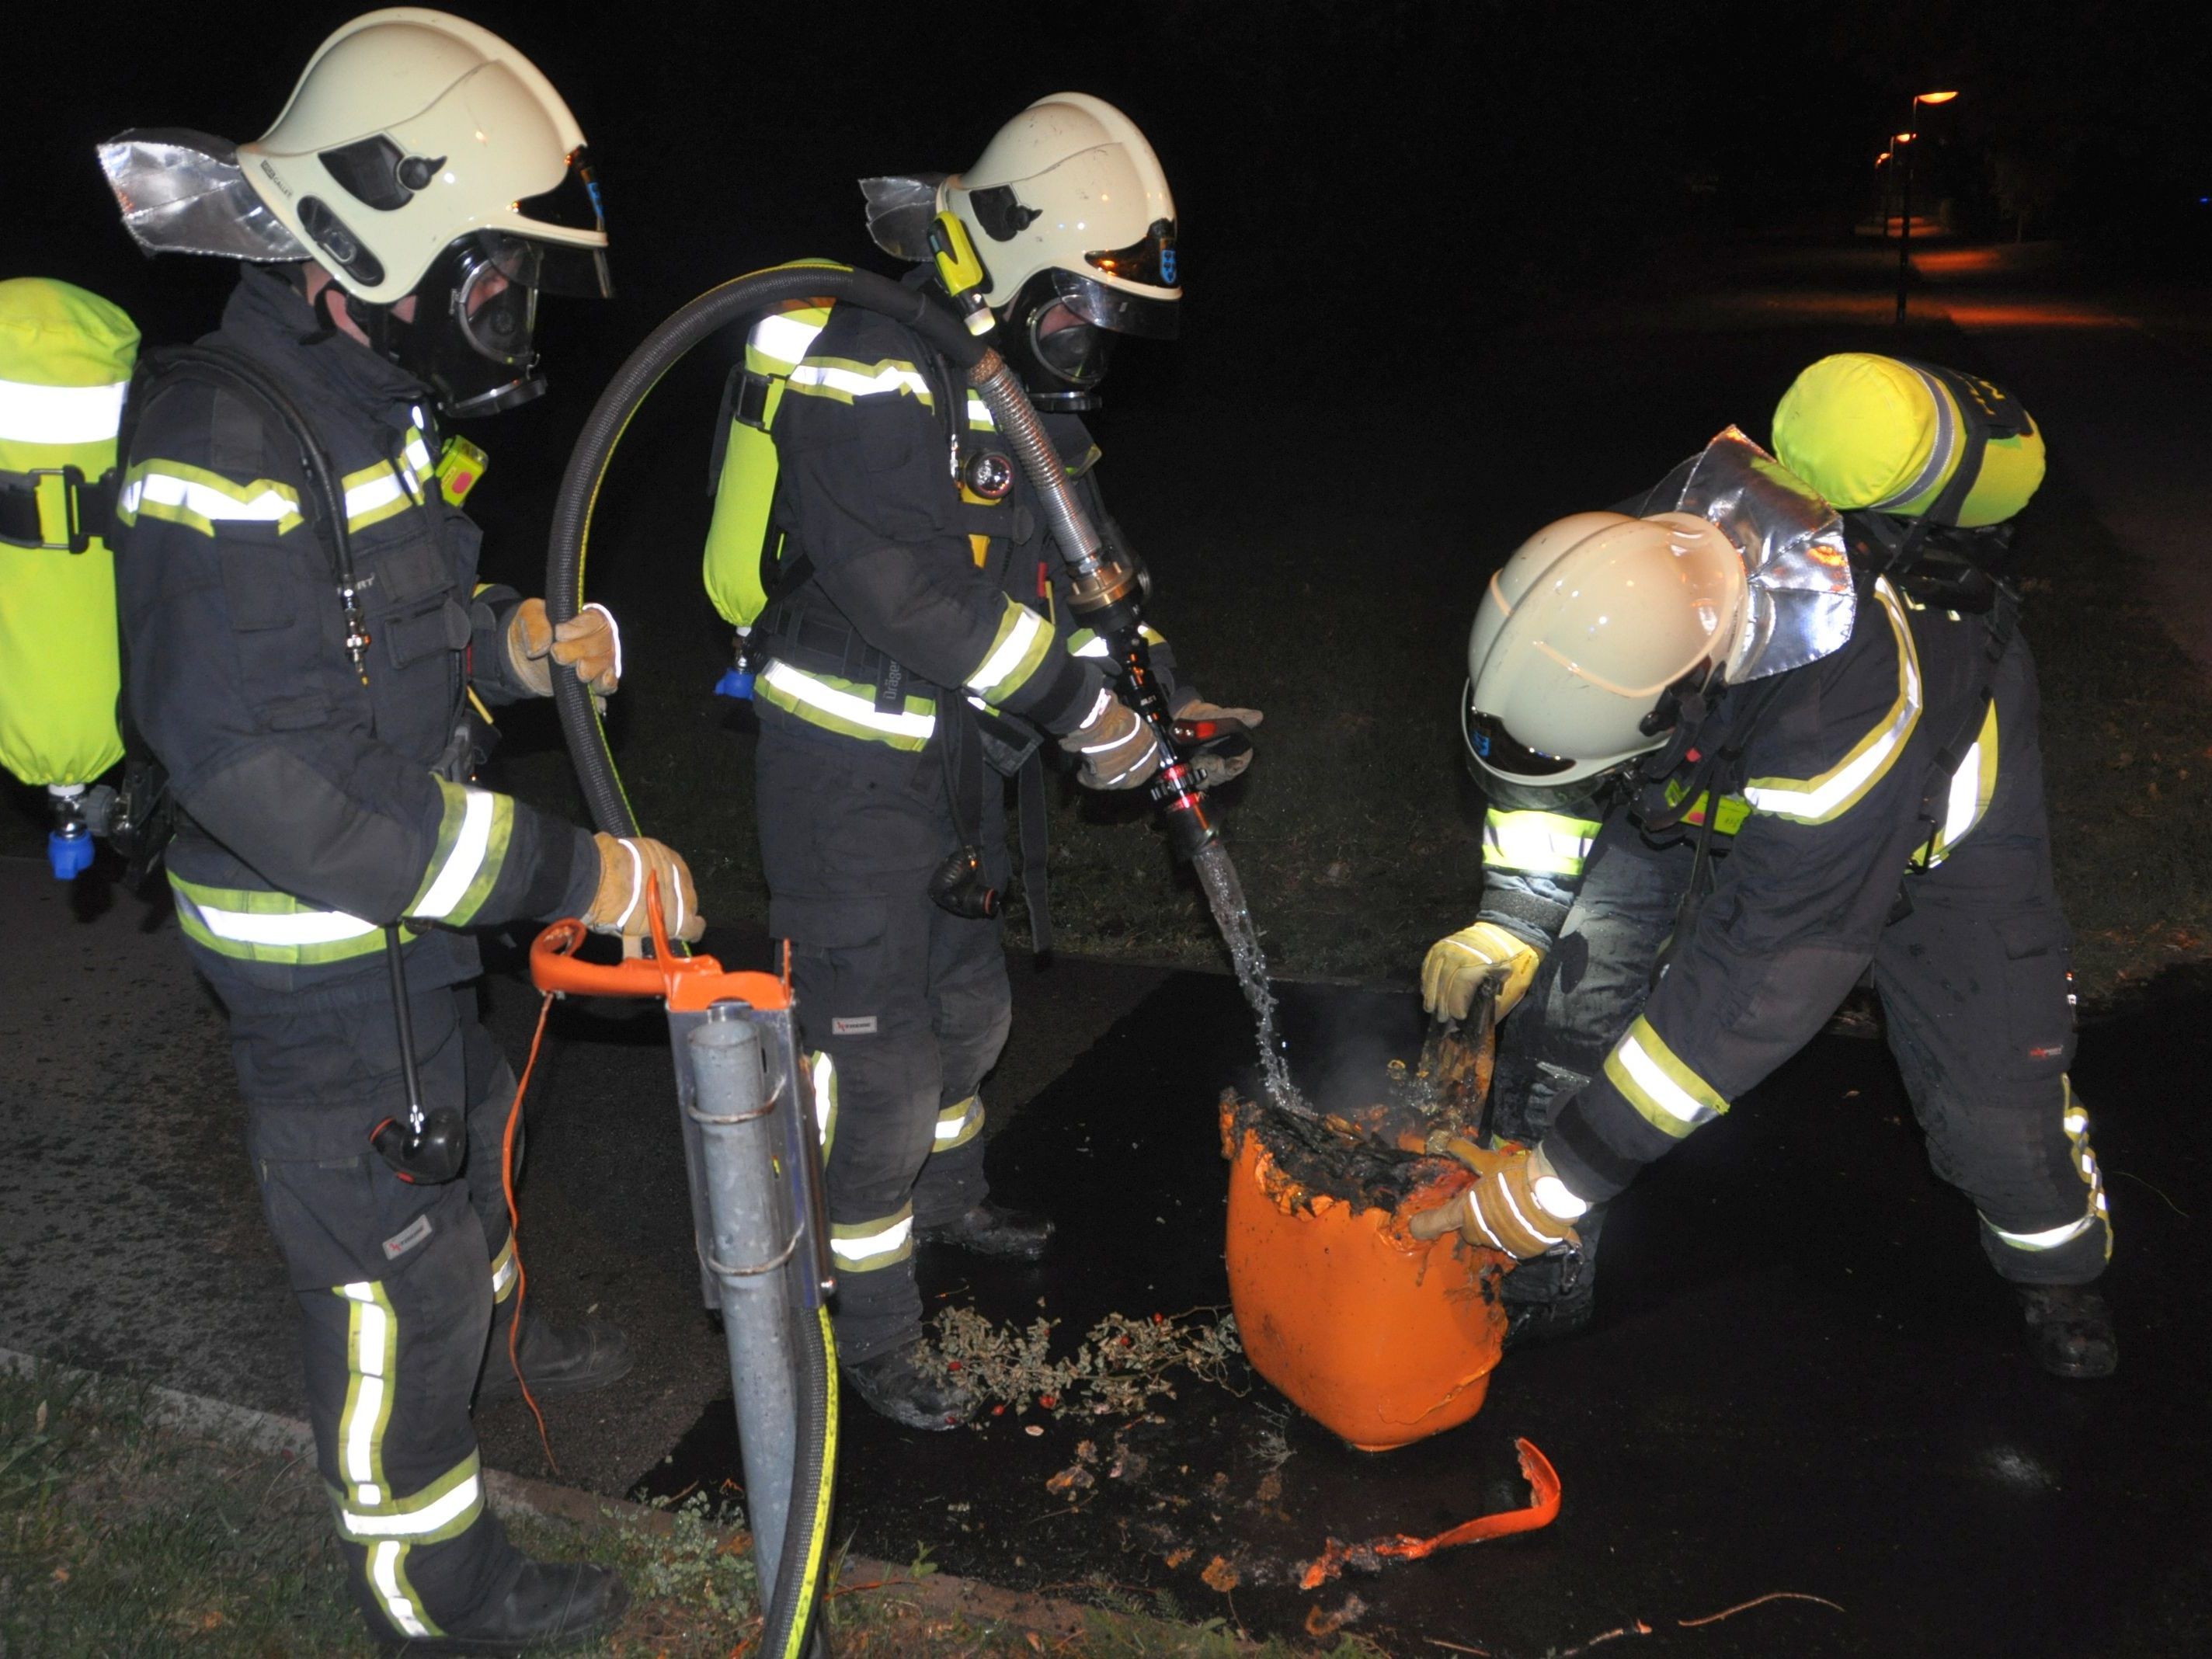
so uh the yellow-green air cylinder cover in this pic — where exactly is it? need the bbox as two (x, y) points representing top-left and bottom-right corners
(702, 261), (845, 628)
(0, 279), (139, 788)
(1772, 353), (2046, 529)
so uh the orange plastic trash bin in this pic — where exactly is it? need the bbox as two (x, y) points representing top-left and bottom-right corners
(1221, 1104), (1511, 1452)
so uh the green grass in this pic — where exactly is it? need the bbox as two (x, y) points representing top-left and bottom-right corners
(0, 1363), (1389, 1657)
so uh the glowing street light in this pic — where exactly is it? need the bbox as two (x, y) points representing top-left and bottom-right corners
(1897, 89), (1960, 322)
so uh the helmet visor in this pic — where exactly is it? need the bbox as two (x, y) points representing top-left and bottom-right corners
(1461, 685), (1578, 780)
(507, 150), (614, 298)
(1050, 266), (1178, 340)
(479, 228), (611, 301)
(1084, 217), (1178, 289)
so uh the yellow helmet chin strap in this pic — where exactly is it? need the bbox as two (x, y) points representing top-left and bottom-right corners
(927, 211), (996, 337)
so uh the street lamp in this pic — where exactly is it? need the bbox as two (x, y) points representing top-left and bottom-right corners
(1897, 91), (1959, 323)
(1875, 151), (1893, 238)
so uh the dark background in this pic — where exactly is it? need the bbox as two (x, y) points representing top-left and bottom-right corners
(11, 0), (2212, 898)
(13, 0), (2211, 505)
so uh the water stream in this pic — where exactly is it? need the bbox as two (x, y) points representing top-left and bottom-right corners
(1191, 842), (1315, 1120)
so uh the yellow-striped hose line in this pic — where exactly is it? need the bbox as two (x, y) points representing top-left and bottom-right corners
(784, 1303), (840, 1659)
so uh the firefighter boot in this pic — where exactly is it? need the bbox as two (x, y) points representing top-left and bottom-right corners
(843, 1344), (975, 1431)
(916, 1201), (1054, 1261)
(2018, 1284), (2117, 1379)
(376, 1560), (630, 1654)
(1499, 1203), (1605, 1353)
(478, 1304), (634, 1403)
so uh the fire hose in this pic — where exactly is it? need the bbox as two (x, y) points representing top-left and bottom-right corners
(541, 261), (1243, 1656)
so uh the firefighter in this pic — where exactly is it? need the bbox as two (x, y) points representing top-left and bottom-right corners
(104, 12), (701, 1648)
(746, 94), (1258, 1428)
(1417, 361), (2114, 1380)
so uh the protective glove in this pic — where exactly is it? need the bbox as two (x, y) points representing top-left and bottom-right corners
(1408, 1139), (1588, 1261)
(584, 833), (704, 943)
(1060, 688), (1163, 791)
(509, 599), (623, 697)
(1171, 697), (1265, 788)
(1421, 921), (1544, 1021)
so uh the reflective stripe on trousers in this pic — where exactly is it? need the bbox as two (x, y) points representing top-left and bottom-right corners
(933, 1094), (985, 1153)
(1982, 1080), (2112, 1259)
(830, 1202), (915, 1272)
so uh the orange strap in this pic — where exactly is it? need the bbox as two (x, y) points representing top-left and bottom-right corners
(1298, 1438), (1562, 1591)
(502, 991), (560, 1474)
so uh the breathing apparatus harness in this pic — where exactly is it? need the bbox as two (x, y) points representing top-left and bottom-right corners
(1860, 363), (2031, 874)
(1633, 371), (2033, 963)
(117, 343), (463, 1184)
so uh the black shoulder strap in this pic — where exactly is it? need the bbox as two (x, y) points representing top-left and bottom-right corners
(128, 344), (370, 682)
(1908, 586), (2019, 870)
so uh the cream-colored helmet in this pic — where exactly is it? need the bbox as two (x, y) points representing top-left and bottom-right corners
(943, 92), (1179, 325)
(1463, 512), (1750, 792)
(238, 8), (609, 308)
(861, 93), (1177, 410)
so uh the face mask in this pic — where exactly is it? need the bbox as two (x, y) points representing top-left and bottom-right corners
(999, 273), (1129, 412)
(385, 234), (550, 416)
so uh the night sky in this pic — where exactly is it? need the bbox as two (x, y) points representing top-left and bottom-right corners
(15, 2), (2208, 345)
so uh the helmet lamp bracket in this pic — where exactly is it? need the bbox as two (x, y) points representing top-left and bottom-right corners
(928, 211), (996, 336)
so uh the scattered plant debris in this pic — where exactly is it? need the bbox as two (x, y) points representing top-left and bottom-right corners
(920, 1306), (1245, 1423)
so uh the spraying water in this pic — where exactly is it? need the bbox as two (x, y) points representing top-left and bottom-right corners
(1191, 842), (1316, 1120)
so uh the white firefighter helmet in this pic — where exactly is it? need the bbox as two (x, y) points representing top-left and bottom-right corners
(1463, 511), (1750, 791)
(237, 8), (610, 308)
(943, 92), (1179, 329)
(857, 94), (1177, 407)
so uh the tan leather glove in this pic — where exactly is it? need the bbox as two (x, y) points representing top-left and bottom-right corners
(584, 833), (704, 943)
(1172, 697), (1264, 787)
(1409, 1140), (1588, 1260)
(1060, 689), (1163, 791)
(509, 599), (622, 697)
(1421, 921), (1544, 1021)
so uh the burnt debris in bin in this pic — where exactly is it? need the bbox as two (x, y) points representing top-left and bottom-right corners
(1223, 983), (1499, 1214)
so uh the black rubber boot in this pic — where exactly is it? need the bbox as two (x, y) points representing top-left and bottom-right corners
(1498, 1206), (1602, 1353)
(843, 1344), (973, 1431)
(377, 1560), (629, 1654)
(478, 1309), (633, 1404)
(2018, 1284), (2118, 1379)
(915, 1201), (1054, 1261)
(1502, 1289), (1596, 1353)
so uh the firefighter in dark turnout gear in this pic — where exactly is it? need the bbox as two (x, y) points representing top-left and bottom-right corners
(104, 12), (699, 1649)
(748, 95), (1258, 1429)
(1418, 376), (2113, 1381)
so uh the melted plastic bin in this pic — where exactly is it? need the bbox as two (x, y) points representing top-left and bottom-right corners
(1219, 1017), (1512, 1451)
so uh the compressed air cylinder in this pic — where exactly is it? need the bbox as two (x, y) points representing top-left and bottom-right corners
(0, 279), (138, 794)
(1772, 352), (2044, 528)
(701, 269), (843, 633)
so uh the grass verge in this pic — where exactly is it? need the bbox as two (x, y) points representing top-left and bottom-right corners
(0, 1361), (1386, 1658)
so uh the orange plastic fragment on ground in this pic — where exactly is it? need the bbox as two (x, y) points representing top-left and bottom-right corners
(1296, 1438), (1562, 1591)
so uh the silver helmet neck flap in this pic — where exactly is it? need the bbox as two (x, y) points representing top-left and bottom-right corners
(1675, 426), (1856, 684)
